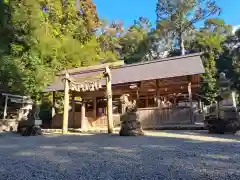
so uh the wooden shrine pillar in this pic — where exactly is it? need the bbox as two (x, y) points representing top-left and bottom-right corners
(188, 77), (194, 124)
(81, 100), (87, 130)
(198, 100), (202, 110)
(156, 80), (161, 107)
(52, 91), (56, 118)
(146, 96), (149, 107)
(105, 66), (114, 134)
(71, 92), (76, 127)
(202, 101), (206, 120)
(136, 88), (140, 108)
(121, 99), (127, 114)
(173, 96), (177, 106)
(93, 97), (97, 119)
(62, 73), (70, 134)
(3, 95), (8, 119)
(157, 93), (161, 107)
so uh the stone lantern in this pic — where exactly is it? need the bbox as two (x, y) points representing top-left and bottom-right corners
(205, 72), (240, 134)
(217, 72), (237, 120)
(218, 72), (236, 108)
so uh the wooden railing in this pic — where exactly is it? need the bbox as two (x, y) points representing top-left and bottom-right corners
(137, 107), (191, 129)
(51, 111), (120, 129)
(51, 107), (200, 129)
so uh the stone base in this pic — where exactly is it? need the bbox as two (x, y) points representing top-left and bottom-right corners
(205, 115), (240, 134)
(119, 120), (144, 136)
(235, 130), (240, 136)
(21, 125), (42, 136)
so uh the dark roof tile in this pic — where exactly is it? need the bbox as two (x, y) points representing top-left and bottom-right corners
(44, 53), (205, 92)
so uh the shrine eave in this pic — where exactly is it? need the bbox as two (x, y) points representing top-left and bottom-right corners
(43, 53), (205, 93)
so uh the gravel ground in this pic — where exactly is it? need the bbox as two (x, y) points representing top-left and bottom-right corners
(0, 131), (240, 180)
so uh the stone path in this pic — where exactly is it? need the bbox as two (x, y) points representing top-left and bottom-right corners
(0, 131), (239, 180)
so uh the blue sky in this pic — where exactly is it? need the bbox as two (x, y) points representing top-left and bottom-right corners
(94, 0), (240, 29)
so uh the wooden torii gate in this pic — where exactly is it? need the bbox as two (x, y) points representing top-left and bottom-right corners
(62, 66), (114, 134)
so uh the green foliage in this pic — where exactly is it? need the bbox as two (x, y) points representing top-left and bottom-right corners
(195, 19), (232, 104)
(196, 19), (232, 53)
(217, 27), (240, 101)
(39, 98), (52, 124)
(0, 0), (239, 110)
(0, 0), (119, 101)
(200, 53), (218, 103)
(119, 17), (156, 64)
(120, 25), (148, 63)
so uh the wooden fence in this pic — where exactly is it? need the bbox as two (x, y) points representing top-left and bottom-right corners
(51, 111), (120, 129)
(137, 107), (192, 129)
(51, 106), (196, 129)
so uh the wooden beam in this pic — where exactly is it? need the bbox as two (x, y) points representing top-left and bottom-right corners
(74, 85), (200, 99)
(62, 73), (70, 134)
(116, 83), (199, 92)
(72, 77), (200, 97)
(57, 61), (124, 76)
(2, 93), (29, 99)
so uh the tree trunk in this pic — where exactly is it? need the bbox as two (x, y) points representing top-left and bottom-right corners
(179, 32), (185, 55)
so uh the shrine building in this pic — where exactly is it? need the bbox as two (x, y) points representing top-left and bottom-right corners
(44, 53), (205, 130)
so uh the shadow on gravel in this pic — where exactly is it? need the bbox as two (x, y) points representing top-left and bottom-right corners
(0, 131), (239, 180)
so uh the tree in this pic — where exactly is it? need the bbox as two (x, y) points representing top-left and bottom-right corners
(218, 27), (240, 100)
(0, 0), (117, 100)
(156, 0), (221, 55)
(120, 17), (157, 64)
(195, 19), (232, 103)
(119, 17), (174, 64)
(97, 19), (123, 63)
(0, 0), (47, 96)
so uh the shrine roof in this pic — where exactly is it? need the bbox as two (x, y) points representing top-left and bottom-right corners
(44, 53), (205, 92)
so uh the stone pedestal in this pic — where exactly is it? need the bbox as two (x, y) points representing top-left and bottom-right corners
(218, 91), (238, 125)
(235, 130), (240, 136)
(219, 91), (237, 107)
(119, 112), (144, 136)
(17, 105), (43, 136)
(207, 72), (240, 134)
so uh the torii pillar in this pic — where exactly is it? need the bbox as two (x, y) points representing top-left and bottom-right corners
(62, 73), (70, 134)
(105, 66), (114, 134)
